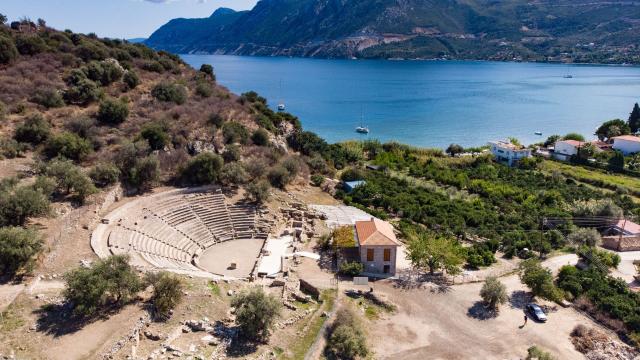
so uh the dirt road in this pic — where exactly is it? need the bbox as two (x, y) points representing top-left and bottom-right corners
(369, 254), (600, 360)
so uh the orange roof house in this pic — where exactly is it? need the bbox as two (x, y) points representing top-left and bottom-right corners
(354, 218), (400, 276)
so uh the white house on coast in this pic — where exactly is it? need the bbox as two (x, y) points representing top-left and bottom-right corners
(612, 135), (640, 155)
(489, 140), (532, 166)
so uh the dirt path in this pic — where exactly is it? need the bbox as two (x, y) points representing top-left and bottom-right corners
(46, 304), (143, 360)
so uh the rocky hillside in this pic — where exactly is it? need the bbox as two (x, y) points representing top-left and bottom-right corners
(0, 19), (307, 200)
(146, 0), (640, 63)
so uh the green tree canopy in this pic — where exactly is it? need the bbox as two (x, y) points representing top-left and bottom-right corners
(0, 226), (43, 277)
(518, 258), (563, 302)
(180, 152), (224, 185)
(145, 271), (183, 320)
(406, 230), (465, 275)
(63, 255), (143, 317)
(480, 276), (508, 310)
(231, 287), (281, 341)
(595, 119), (630, 141)
(628, 103), (640, 134)
(562, 133), (585, 142)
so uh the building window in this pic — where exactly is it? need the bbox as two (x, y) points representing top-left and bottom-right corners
(384, 248), (391, 261)
(367, 248), (374, 262)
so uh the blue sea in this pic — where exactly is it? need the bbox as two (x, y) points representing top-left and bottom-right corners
(182, 55), (640, 149)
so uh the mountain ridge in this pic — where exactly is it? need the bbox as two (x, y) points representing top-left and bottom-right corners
(145, 0), (640, 63)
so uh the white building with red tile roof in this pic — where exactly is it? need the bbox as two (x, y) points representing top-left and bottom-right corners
(612, 135), (640, 155)
(354, 218), (401, 275)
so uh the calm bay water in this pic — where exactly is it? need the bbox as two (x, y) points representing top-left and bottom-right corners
(182, 55), (640, 148)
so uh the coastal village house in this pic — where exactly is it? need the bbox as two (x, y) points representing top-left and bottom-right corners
(489, 140), (532, 166)
(602, 219), (640, 252)
(612, 135), (640, 155)
(552, 139), (608, 161)
(354, 218), (401, 275)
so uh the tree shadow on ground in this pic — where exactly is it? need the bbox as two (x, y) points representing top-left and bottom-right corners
(0, 274), (25, 285)
(509, 290), (531, 310)
(392, 268), (452, 293)
(316, 250), (335, 271)
(33, 302), (124, 337)
(467, 301), (498, 320)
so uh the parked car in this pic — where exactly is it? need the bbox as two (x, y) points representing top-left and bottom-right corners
(526, 303), (547, 322)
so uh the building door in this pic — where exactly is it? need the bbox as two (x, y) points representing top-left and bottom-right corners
(367, 248), (374, 262)
(383, 265), (390, 274)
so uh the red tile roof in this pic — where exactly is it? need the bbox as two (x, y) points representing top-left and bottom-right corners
(615, 219), (640, 235)
(613, 135), (640, 143)
(355, 218), (401, 246)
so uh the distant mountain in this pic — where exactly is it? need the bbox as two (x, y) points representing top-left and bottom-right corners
(146, 0), (640, 63)
(126, 38), (147, 44)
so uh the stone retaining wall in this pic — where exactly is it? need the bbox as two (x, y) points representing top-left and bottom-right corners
(602, 235), (640, 251)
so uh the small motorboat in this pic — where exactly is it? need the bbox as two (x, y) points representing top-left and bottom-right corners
(534, 131), (543, 136)
(356, 126), (369, 134)
(563, 75), (573, 79)
(277, 103), (285, 111)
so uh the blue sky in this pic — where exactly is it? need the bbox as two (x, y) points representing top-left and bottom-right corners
(1, 0), (259, 39)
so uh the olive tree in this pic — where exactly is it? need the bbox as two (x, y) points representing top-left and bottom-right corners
(480, 276), (508, 310)
(231, 287), (281, 341)
(64, 255), (143, 317)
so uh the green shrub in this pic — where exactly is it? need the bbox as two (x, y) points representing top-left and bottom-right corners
(65, 116), (97, 139)
(195, 81), (213, 98)
(311, 174), (324, 187)
(14, 114), (51, 144)
(75, 41), (108, 61)
(31, 88), (64, 108)
(231, 287), (281, 341)
(43, 158), (98, 202)
(0, 138), (27, 158)
(89, 162), (121, 187)
(526, 346), (556, 360)
(180, 152), (223, 185)
(0, 35), (18, 64)
(465, 242), (497, 269)
(151, 82), (187, 104)
(145, 271), (183, 320)
(128, 155), (160, 192)
(222, 122), (249, 144)
(326, 308), (368, 360)
(64, 255), (143, 317)
(339, 261), (363, 277)
(222, 144), (241, 163)
(15, 35), (47, 55)
(267, 165), (292, 189)
(245, 180), (270, 204)
(208, 112), (225, 128)
(220, 162), (248, 186)
(84, 60), (124, 86)
(64, 77), (101, 105)
(0, 183), (50, 226)
(251, 128), (270, 146)
(44, 132), (92, 160)
(0, 226), (43, 277)
(140, 122), (169, 150)
(142, 60), (164, 73)
(123, 70), (140, 90)
(340, 168), (365, 182)
(199, 64), (214, 78)
(97, 98), (129, 125)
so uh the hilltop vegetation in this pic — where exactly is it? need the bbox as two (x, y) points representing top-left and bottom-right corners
(0, 18), (308, 278)
(147, 0), (640, 63)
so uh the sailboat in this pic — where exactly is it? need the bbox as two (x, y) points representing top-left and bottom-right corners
(355, 107), (369, 134)
(277, 79), (285, 111)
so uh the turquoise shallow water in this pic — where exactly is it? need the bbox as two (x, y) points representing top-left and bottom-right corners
(182, 55), (640, 148)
